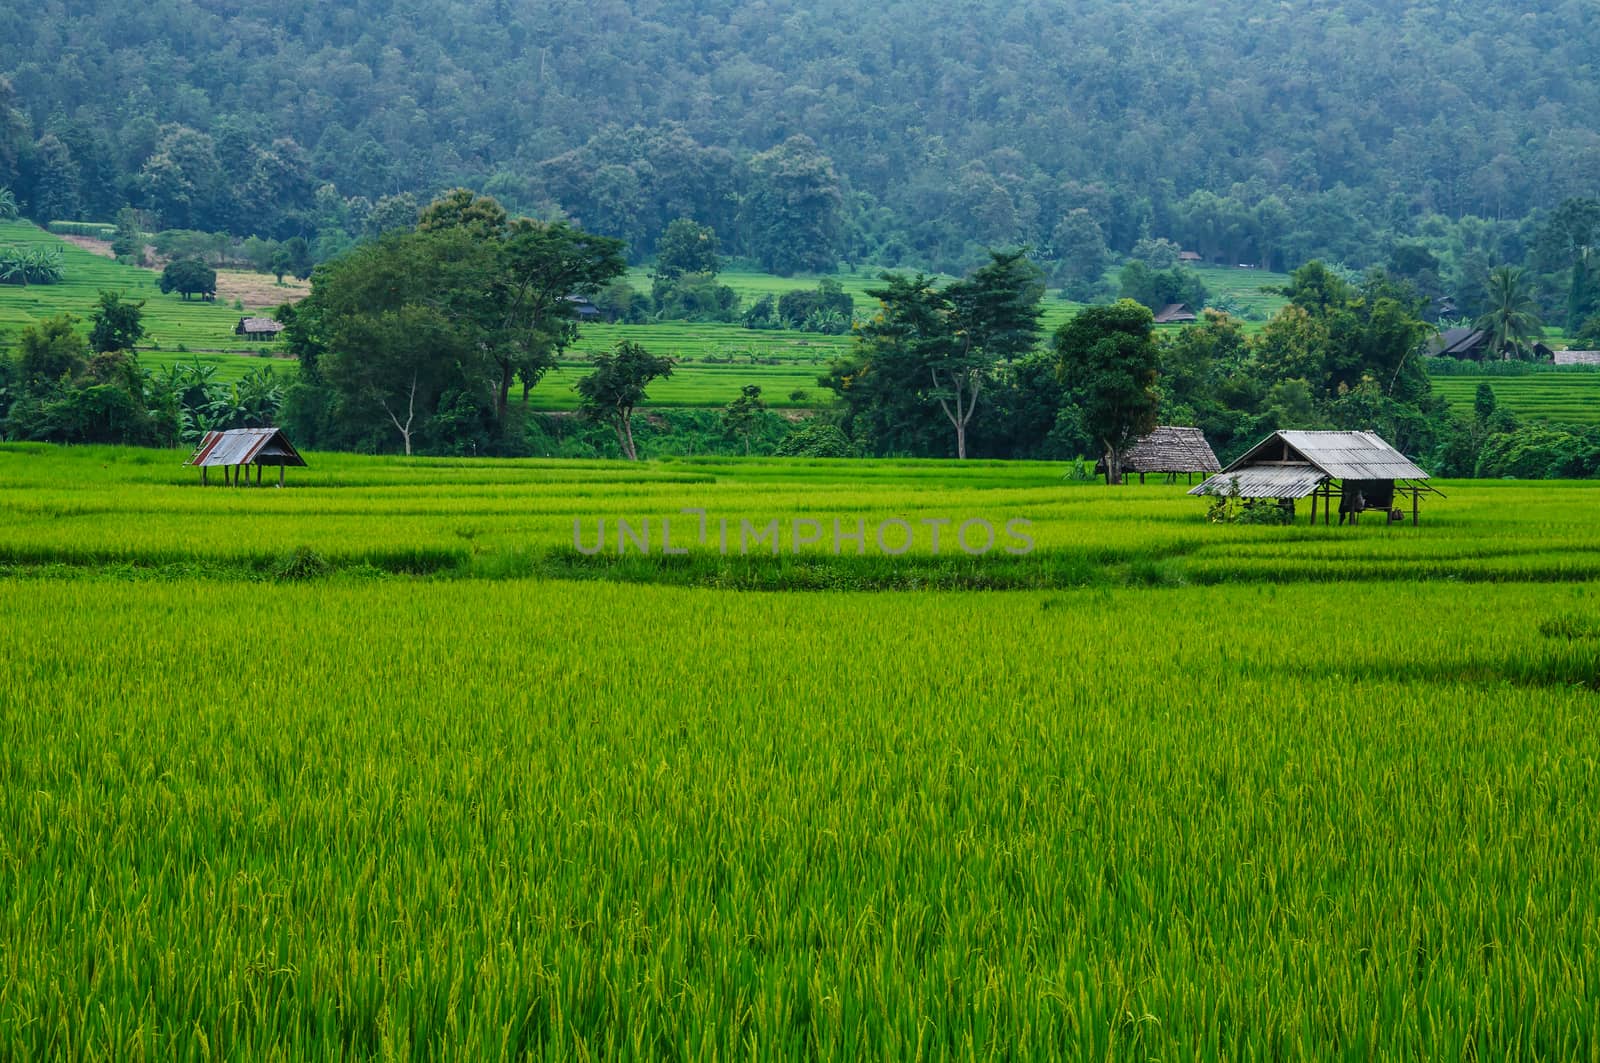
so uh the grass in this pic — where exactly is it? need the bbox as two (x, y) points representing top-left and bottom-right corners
(1, 444), (1599, 1058)
(0, 220), (291, 354)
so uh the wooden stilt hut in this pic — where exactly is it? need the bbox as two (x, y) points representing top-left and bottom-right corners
(185, 428), (307, 487)
(1188, 430), (1440, 525)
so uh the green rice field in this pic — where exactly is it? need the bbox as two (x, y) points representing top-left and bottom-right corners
(1, 443), (1597, 1059)
(1431, 369), (1600, 426)
(0, 221), (282, 355)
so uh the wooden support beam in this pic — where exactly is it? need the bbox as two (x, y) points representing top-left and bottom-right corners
(279, 465), (285, 488)
(202, 467), (208, 487)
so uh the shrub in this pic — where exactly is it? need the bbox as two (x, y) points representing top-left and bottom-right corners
(776, 419), (855, 457)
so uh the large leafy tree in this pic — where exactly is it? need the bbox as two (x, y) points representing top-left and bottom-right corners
(1532, 198), (1600, 330)
(314, 229), (486, 455)
(479, 217), (628, 422)
(158, 258), (217, 301)
(1475, 266), (1543, 360)
(939, 249), (1046, 458)
(575, 341), (674, 460)
(88, 291), (146, 353)
(827, 252), (1043, 458)
(653, 219), (721, 282)
(1053, 300), (1161, 484)
(741, 136), (842, 276)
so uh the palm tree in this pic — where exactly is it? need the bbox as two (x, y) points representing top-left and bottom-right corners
(0, 188), (17, 221)
(1475, 266), (1543, 360)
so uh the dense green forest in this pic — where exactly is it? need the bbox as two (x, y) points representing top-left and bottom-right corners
(2, 0), (1599, 286)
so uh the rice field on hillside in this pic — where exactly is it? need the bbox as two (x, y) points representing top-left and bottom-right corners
(2, 444), (1598, 1058)
(0, 221), (283, 354)
(1431, 369), (1600, 426)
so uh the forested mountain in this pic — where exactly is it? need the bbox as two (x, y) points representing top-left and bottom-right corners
(2, 0), (1598, 276)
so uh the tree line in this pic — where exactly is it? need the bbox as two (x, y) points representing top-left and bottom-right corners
(4, 186), (1597, 479)
(3, 0), (1600, 292)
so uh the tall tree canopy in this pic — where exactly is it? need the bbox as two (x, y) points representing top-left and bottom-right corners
(5, 0), (1598, 277)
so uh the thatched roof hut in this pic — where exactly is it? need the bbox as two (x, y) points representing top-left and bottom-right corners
(1153, 303), (1198, 324)
(236, 316), (286, 339)
(1098, 426), (1222, 483)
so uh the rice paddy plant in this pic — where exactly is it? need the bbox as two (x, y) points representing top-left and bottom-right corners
(0, 578), (1596, 1059)
(1430, 371), (1600, 426)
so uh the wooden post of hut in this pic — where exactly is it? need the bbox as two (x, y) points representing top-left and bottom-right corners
(1188, 430), (1436, 529)
(183, 428), (308, 488)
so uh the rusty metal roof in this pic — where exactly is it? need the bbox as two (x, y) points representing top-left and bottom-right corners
(1188, 465), (1328, 499)
(185, 428), (307, 467)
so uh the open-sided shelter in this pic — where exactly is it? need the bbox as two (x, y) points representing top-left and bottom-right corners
(1097, 426), (1222, 484)
(1188, 430), (1438, 525)
(186, 427), (307, 487)
(1153, 303), (1198, 325)
(235, 317), (286, 340)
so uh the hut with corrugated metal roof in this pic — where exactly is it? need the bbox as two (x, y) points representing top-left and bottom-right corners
(1096, 426), (1222, 484)
(185, 427), (306, 487)
(1188, 430), (1439, 525)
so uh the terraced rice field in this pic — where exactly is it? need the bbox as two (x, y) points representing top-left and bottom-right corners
(0, 220), (285, 354)
(1, 444), (1597, 1059)
(1430, 369), (1600, 426)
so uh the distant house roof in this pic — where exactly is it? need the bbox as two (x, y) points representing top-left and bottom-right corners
(1555, 350), (1600, 366)
(1153, 303), (1198, 324)
(1118, 426), (1222, 474)
(236, 316), (286, 337)
(565, 294), (601, 318)
(1432, 327), (1489, 357)
(1189, 430), (1427, 499)
(185, 428), (306, 468)
(1178, 251), (1203, 262)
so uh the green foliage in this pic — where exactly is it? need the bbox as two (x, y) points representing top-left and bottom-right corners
(772, 279), (854, 334)
(416, 187), (509, 239)
(1474, 265), (1543, 360)
(1475, 425), (1600, 479)
(774, 418), (855, 457)
(1474, 381), (1497, 423)
(1205, 491), (1297, 525)
(1052, 299), (1160, 482)
(88, 290), (146, 353)
(653, 218), (721, 281)
(829, 253), (1044, 458)
(110, 208), (145, 263)
(158, 257), (217, 301)
(719, 383), (766, 454)
(651, 272), (739, 322)
(1050, 209), (1112, 300)
(0, 244), (64, 285)
(0, 187), (18, 221)
(16, 313), (87, 387)
(741, 136), (842, 275)
(575, 341), (675, 460)
(46, 221), (115, 239)
(1117, 261), (1207, 314)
